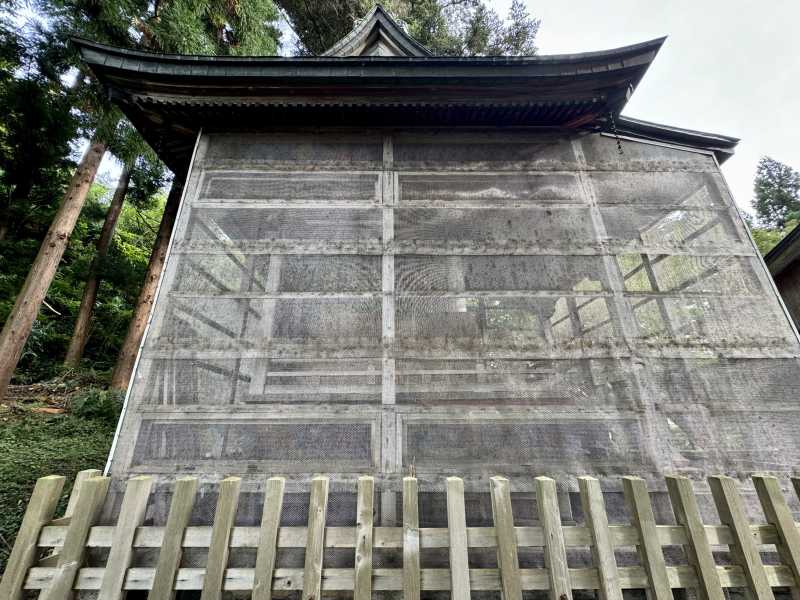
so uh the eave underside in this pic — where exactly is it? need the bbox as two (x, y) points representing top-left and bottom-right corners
(76, 37), (737, 172)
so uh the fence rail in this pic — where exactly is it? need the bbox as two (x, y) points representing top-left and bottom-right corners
(3, 472), (800, 600)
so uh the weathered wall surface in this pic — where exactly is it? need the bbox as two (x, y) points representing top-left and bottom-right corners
(107, 128), (800, 523)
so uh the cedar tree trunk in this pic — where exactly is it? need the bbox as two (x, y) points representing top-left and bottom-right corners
(0, 137), (108, 400)
(64, 160), (133, 367)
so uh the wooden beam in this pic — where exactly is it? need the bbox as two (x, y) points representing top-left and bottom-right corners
(579, 476), (622, 600)
(200, 477), (242, 600)
(253, 477), (286, 600)
(490, 476), (522, 600)
(0, 475), (65, 600)
(446, 477), (471, 600)
(302, 476), (329, 600)
(536, 476), (572, 600)
(149, 476), (199, 600)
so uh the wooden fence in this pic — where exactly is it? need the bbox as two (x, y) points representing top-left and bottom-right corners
(3, 471), (800, 600)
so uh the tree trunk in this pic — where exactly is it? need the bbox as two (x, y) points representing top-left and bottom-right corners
(110, 177), (184, 391)
(0, 137), (108, 401)
(64, 160), (133, 368)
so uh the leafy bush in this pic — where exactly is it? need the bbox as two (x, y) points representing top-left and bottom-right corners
(69, 387), (124, 423)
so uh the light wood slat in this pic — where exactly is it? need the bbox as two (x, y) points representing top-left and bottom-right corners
(446, 477), (471, 600)
(302, 476), (329, 600)
(40, 476), (110, 600)
(0, 475), (65, 600)
(536, 476), (572, 600)
(666, 476), (724, 600)
(622, 477), (672, 600)
(709, 476), (775, 600)
(253, 476), (285, 600)
(200, 476), (242, 600)
(354, 476), (374, 600)
(753, 475), (800, 592)
(35, 521), (787, 551)
(579, 477), (622, 600)
(63, 469), (102, 521)
(149, 476), (198, 600)
(99, 476), (153, 600)
(490, 476), (522, 600)
(25, 562), (800, 593)
(403, 476), (421, 600)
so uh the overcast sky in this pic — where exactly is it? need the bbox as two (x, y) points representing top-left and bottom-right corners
(490, 0), (800, 213)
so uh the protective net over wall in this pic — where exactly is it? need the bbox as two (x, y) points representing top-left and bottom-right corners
(110, 129), (800, 521)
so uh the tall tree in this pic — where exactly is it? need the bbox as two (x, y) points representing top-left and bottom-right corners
(278, 0), (540, 57)
(753, 156), (800, 228)
(64, 129), (167, 368)
(0, 0), (281, 399)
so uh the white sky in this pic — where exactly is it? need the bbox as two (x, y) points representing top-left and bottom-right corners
(490, 0), (800, 213)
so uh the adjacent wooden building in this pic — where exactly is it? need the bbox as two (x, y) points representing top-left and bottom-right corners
(77, 7), (799, 524)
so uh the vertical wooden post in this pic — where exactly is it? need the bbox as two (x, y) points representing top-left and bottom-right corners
(354, 476), (374, 600)
(753, 476), (800, 591)
(253, 477), (285, 600)
(709, 476), (774, 600)
(149, 477), (198, 600)
(490, 476), (522, 600)
(536, 476), (572, 600)
(64, 469), (103, 521)
(665, 476), (723, 600)
(302, 476), (329, 600)
(578, 477), (621, 600)
(0, 475), (65, 600)
(446, 477), (471, 600)
(402, 476), (420, 600)
(200, 476), (242, 600)
(99, 476), (154, 600)
(40, 476), (111, 600)
(622, 477), (671, 600)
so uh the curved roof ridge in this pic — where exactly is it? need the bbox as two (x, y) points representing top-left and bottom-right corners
(322, 4), (432, 57)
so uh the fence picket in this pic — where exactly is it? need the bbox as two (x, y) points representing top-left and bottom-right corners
(63, 469), (103, 521)
(666, 476), (724, 600)
(99, 476), (154, 600)
(302, 476), (329, 600)
(535, 476), (572, 600)
(40, 476), (110, 600)
(0, 475), (65, 600)
(490, 476), (522, 600)
(200, 476), (242, 600)
(709, 476), (774, 600)
(402, 476), (420, 600)
(149, 476), (199, 600)
(579, 477), (622, 600)
(354, 476), (374, 600)
(253, 476), (285, 600)
(446, 477), (471, 600)
(10, 471), (800, 599)
(753, 475), (800, 592)
(621, 477), (671, 600)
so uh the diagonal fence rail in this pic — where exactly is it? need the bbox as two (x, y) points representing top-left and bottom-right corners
(3, 472), (800, 599)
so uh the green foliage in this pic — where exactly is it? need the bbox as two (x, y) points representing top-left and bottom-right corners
(0, 410), (115, 571)
(280, 0), (540, 57)
(70, 387), (124, 423)
(753, 156), (800, 228)
(747, 216), (799, 256)
(0, 183), (164, 382)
